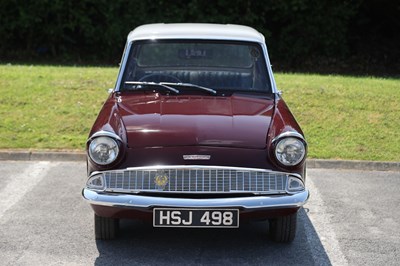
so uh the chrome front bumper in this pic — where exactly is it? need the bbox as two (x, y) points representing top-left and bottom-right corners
(83, 165), (309, 210)
(82, 188), (309, 210)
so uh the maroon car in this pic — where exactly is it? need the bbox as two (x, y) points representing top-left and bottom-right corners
(83, 23), (309, 243)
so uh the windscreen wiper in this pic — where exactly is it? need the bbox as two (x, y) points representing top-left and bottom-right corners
(161, 82), (217, 95)
(124, 81), (180, 94)
(124, 81), (217, 95)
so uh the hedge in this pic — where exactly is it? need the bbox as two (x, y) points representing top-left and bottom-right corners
(0, 0), (398, 75)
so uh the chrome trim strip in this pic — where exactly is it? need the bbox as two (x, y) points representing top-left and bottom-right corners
(117, 165), (301, 178)
(87, 130), (122, 143)
(115, 41), (132, 92)
(82, 188), (309, 209)
(272, 131), (306, 144)
(261, 42), (278, 94)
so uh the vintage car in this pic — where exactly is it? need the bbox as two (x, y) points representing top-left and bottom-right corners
(82, 23), (309, 243)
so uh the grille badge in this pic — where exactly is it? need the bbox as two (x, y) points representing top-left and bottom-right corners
(183, 155), (211, 160)
(154, 171), (169, 190)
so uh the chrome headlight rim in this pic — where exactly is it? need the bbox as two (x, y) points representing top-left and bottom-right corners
(273, 132), (307, 167)
(87, 131), (122, 166)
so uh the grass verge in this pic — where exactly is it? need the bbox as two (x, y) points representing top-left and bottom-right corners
(0, 64), (399, 161)
(0, 65), (117, 150)
(276, 73), (400, 161)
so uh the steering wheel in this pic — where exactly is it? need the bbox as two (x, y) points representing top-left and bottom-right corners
(139, 73), (182, 83)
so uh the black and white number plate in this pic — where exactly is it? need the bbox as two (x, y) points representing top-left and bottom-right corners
(153, 208), (239, 228)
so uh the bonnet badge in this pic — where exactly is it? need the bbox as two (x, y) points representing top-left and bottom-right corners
(183, 155), (211, 160)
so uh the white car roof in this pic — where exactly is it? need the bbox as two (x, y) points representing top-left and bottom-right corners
(127, 23), (265, 43)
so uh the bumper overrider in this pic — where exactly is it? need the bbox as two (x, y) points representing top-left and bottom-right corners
(82, 165), (309, 210)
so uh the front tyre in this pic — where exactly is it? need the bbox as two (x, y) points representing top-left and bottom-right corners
(94, 214), (119, 240)
(268, 212), (297, 243)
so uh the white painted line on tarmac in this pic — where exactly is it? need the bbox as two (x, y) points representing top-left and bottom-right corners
(0, 161), (55, 220)
(305, 176), (349, 266)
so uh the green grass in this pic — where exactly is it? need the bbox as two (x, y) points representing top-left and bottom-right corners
(275, 73), (400, 161)
(0, 65), (118, 150)
(0, 64), (399, 161)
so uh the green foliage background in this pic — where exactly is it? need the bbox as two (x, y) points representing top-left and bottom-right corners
(0, 0), (399, 75)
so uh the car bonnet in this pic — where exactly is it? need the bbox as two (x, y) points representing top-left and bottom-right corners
(117, 93), (274, 149)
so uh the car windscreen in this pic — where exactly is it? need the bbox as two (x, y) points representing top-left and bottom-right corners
(120, 40), (272, 93)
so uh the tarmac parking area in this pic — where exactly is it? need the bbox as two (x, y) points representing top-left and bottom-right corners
(0, 161), (399, 265)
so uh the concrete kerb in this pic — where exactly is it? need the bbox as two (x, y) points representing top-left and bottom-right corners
(0, 150), (86, 162)
(0, 150), (399, 172)
(306, 159), (400, 172)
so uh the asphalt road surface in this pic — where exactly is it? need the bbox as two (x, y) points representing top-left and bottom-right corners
(0, 161), (399, 265)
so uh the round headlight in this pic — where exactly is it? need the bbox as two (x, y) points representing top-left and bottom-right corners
(88, 136), (119, 165)
(275, 137), (306, 166)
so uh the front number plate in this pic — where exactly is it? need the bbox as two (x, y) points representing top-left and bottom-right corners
(153, 208), (239, 228)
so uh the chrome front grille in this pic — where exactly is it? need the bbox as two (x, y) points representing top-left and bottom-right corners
(103, 166), (289, 194)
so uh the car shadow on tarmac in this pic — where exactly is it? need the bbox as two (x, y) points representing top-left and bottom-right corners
(94, 208), (330, 265)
